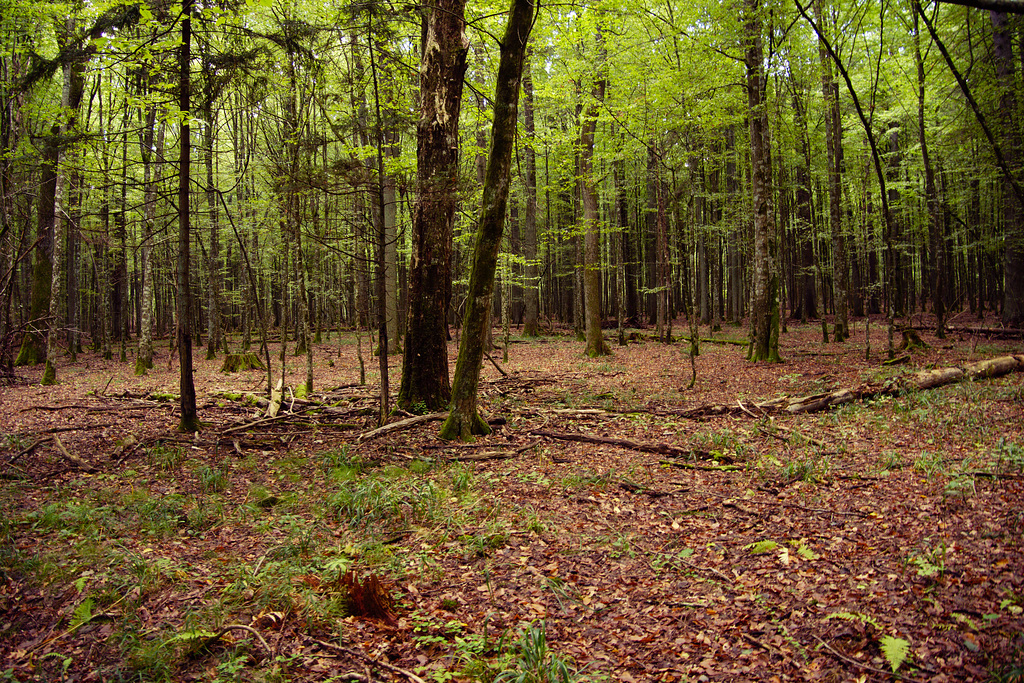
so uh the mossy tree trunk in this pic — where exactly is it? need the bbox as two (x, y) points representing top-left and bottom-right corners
(440, 0), (535, 441)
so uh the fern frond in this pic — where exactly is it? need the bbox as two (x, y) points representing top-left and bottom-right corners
(880, 635), (910, 672)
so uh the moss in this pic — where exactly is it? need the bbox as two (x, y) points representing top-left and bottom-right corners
(134, 357), (152, 376)
(41, 360), (56, 385)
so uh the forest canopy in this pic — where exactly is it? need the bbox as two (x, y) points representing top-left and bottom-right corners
(0, 0), (1022, 389)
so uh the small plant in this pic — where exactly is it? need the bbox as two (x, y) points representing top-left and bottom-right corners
(944, 473), (976, 500)
(996, 438), (1024, 474)
(496, 623), (583, 683)
(908, 540), (947, 578)
(913, 450), (947, 480)
(147, 446), (183, 471)
(878, 450), (904, 472)
(196, 465), (229, 494)
(824, 612), (910, 672)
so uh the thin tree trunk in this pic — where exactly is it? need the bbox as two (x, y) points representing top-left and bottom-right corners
(522, 47), (540, 338)
(745, 0), (780, 363)
(813, 0), (849, 342)
(581, 28), (610, 358)
(177, 0), (199, 432)
(440, 0), (534, 441)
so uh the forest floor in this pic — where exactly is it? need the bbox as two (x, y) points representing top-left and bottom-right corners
(1, 315), (1023, 683)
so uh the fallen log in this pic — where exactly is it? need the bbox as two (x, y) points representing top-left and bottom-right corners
(357, 412), (448, 443)
(680, 354), (1024, 417)
(53, 436), (98, 473)
(530, 428), (723, 461)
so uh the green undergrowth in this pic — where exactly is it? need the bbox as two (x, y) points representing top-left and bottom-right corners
(0, 440), (557, 682)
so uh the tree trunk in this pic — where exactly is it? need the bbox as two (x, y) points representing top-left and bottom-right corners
(41, 48), (75, 385)
(137, 112), (163, 374)
(440, 0), (534, 441)
(813, 0), (849, 342)
(581, 28), (610, 358)
(992, 10), (1024, 327)
(745, 0), (780, 363)
(205, 97), (223, 361)
(398, 0), (468, 412)
(522, 47), (540, 338)
(177, 0), (199, 432)
(914, 11), (946, 337)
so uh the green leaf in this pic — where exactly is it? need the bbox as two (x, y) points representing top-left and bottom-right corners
(824, 611), (881, 630)
(879, 635), (909, 672)
(70, 598), (94, 630)
(745, 540), (778, 555)
(790, 540), (819, 560)
(164, 629), (218, 646)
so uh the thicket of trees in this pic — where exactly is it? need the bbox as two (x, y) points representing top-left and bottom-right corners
(1, 0), (1022, 413)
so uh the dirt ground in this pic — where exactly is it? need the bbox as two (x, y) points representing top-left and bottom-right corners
(1, 315), (1022, 682)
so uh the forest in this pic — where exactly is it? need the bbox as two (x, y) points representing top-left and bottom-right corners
(1, 0), (1023, 680)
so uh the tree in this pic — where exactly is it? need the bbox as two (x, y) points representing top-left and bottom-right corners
(398, 0), (468, 413)
(580, 26), (610, 358)
(521, 47), (540, 337)
(440, 0), (535, 442)
(744, 0), (780, 363)
(177, 0), (199, 432)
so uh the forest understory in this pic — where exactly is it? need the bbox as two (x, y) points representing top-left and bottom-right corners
(0, 315), (1022, 683)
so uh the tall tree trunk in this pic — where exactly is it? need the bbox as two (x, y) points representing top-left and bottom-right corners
(398, 0), (468, 412)
(440, 0), (534, 441)
(205, 99), (223, 360)
(745, 0), (780, 363)
(914, 11), (946, 336)
(137, 109), (163, 374)
(41, 41), (76, 385)
(581, 28), (610, 358)
(177, 0), (199, 432)
(992, 10), (1024, 327)
(813, 0), (849, 342)
(522, 47), (540, 337)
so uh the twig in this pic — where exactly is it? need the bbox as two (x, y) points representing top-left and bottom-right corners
(659, 460), (744, 472)
(483, 350), (509, 378)
(8, 437), (51, 464)
(702, 491), (869, 518)
(53, 436), (98, 472)
(357, 413), (447, 443)
(204, 624), (273, 656)
(312, 638), (428, 683)
(812, 635), (925, 683)
(451, 440), (540, 461)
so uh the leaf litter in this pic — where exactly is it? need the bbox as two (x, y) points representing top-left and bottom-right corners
(0, 318), (1021, 682)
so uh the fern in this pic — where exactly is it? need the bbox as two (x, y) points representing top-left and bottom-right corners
(745, 540), (778, 555)
(879, 635), (910, 672)
(825, 611), (881, 630)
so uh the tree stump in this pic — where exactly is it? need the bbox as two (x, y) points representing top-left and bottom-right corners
(220, 353), (265, 373)
(898, 328), (928, 351)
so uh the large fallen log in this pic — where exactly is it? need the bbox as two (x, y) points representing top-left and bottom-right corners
(685, 354), (1024, 417)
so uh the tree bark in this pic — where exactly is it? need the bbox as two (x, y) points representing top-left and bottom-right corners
(581, 28), (610, 358)
(522, 47), (540, 338)
(177, 0), (199, 432)
(813, 0), (849, 342)
(745, 0), (780, 363)
(398, 0), (468, 412)
(440, 0), (534, 441)
(992, 10), (1024, 327)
